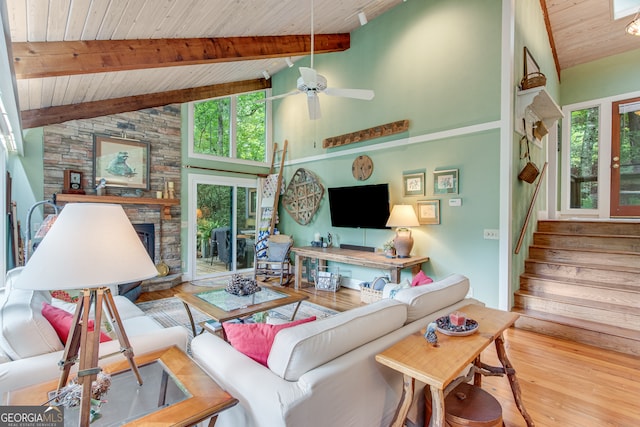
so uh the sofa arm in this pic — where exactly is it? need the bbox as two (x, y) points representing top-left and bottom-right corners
(0, 325), (188, 397)
(191, 333), (304, 427)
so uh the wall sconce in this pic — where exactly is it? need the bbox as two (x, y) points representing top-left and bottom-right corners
(285, 57), (294, 68)
(262, 70), (271, 80)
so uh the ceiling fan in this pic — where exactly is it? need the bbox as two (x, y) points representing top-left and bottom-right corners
(263, 0), (375, 120)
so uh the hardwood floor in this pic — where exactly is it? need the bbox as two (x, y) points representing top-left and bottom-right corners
(138, 282), (640, 427)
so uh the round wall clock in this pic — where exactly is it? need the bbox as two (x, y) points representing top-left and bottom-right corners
(352, 155), (373, 181)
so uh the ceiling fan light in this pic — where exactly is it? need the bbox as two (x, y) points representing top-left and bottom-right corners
(626, 17), (640, 35)
(358, 11), (368, 26)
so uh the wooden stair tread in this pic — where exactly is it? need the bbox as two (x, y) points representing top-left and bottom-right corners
(525, 258), (640, 274)
(512, 307), (640, 340)
(529, 244), (640, 257)
(534, 231), (640, 239)
(514, 289), (640, 314)
(519, 273), (640, 293)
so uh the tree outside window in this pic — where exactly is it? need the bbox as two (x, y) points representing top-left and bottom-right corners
(192, 91), (267, 162)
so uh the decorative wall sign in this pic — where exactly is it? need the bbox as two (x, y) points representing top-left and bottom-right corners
(282, 168), (324, 225)
(322, 120), (409, 149)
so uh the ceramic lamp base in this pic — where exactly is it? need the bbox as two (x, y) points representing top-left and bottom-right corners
(394, 230), (414, 258)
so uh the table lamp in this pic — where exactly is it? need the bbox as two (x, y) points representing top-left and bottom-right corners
(386, 204), (420, 258)
(13, 203), (158, 426)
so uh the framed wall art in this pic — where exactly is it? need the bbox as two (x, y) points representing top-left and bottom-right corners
(402, 171), (425, 197)
(417, 200), (440, 225)
(433, 169), (458, 195)
(93, 135), (150, 190)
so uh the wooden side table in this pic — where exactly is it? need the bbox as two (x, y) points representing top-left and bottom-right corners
(375, 304), (534, 427)
(4, 346), (238, 426)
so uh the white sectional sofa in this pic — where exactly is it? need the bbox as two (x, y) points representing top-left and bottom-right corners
(0, 267), (189, 396)
(191, 273), (480, 427)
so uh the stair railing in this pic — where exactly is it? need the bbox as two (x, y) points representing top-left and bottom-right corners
(515, 162), (548, 255)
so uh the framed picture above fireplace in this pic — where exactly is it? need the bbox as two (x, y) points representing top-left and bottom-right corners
(93, 135), (150, 190)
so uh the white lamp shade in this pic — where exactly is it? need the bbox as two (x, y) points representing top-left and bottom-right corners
(386, 204), (420, 228)
(14, 203), (158, 290)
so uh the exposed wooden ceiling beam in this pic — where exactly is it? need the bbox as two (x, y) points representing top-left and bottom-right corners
(13, 34), (350, 79)
(21, 78), (271, 129)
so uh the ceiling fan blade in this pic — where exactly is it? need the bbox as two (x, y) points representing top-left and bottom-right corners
(323, 87), (375, 100)
(307, 93), (321, 120)
(299, 67), (318, 89)
(260, 89), (301, 102)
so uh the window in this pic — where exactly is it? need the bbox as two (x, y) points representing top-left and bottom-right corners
(568, 106), (600, 209)
(190, 90), (269, 163)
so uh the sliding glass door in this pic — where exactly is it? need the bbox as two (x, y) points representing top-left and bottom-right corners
(189, 174), (257, 280)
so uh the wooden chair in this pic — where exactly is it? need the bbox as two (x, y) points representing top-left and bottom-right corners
(254, 234), (293, 286)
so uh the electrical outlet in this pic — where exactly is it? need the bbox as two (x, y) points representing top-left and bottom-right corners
(483, 229), (499, 240)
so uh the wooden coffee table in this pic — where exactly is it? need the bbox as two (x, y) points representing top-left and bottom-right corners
(176, 284), (308, 339)
(375, 304), (534, 427)
(4, 345), (238, 426)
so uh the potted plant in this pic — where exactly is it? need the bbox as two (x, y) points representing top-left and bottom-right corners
(383, 240), (396, 258)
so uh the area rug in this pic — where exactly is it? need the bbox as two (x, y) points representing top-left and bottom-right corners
(136, 296), (338, 340)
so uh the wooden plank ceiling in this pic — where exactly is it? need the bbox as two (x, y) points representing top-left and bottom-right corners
(5, 0), (640, 129)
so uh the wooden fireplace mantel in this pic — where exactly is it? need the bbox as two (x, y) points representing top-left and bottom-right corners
(54, 194), (180, 219)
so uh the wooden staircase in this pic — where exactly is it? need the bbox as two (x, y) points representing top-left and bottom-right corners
(513, 220), (640, 356)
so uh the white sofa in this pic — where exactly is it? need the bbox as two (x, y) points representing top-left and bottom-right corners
(191, 273), (480, 427)
(0, 267), (189, 396)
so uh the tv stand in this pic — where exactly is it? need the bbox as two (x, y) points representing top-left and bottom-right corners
(291, 246), (429, 289)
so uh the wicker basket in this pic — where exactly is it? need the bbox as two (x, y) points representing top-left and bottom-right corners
(360, 285), (383, 303)
(520, 72), (546, 90)
(518, 161), (540, 184)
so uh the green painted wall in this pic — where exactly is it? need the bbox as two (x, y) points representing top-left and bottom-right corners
(272, 0), (504, 307)
(560, 49), (640, 105)
(273, 0), (502, 160)
(8, 128), (44, 232)
(510, 0), (561, 297)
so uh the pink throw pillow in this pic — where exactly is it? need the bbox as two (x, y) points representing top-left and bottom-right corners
(42, 302), (112, 344)
(411, 271), (434, 287)
(223, 316), (316, 366)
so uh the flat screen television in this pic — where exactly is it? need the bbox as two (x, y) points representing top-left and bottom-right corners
(327, 183), (390, 229)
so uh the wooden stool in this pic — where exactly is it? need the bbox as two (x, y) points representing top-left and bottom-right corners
(425, 382), (503, 427)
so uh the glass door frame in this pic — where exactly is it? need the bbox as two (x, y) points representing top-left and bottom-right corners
(560, 100), (611, 218)
(187, 173), (258, 281)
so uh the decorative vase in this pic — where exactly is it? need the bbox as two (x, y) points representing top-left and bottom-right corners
(394, 230), (414, 258)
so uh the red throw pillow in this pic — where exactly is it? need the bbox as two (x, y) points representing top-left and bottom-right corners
(223, 316), (316, 366)
(42, 302), (112, 344)
(411, 271), (434, 287)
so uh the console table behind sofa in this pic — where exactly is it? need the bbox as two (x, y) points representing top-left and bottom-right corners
(292, 246), (429, 289)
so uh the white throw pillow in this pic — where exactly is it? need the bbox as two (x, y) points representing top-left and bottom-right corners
(392, 273), (470, 323)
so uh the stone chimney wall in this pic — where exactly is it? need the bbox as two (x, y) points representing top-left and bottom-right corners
(42, 105), (182, 275)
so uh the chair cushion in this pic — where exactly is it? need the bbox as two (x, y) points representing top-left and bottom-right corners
(392, 274), (470, 323)
(266, 241), (291, 261)
(223, 316), (316, 366)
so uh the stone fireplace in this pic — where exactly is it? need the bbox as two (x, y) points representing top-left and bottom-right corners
(41, 105), (183, 293)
